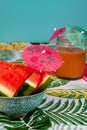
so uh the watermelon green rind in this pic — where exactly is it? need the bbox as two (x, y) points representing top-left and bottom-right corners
(16, 82), (34, 96)
(38, 77), (53, 92)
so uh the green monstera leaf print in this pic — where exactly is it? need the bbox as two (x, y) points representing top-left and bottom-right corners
(0, 50), (22, 62)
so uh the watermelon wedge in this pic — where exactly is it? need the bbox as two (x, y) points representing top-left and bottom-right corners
(36, 72), (53, 93)
(16, 70), (41, 96)
(0, 61), (33, 97)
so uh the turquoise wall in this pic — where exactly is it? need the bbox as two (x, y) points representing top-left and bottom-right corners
(0, 0), (87, 42)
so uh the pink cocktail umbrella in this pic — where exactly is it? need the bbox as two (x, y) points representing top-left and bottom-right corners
(22, 45), (62, 72)
(48, 27), (66, 43)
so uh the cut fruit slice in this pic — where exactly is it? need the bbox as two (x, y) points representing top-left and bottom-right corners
(0, 61), (33, 97)
(35, 72), (53, 93)
(16, 70), (41, 96)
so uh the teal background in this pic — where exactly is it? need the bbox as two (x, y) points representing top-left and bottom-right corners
(0, 0), (87, 42)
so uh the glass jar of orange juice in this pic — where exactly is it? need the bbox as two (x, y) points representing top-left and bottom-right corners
(56, 36), (86, 79)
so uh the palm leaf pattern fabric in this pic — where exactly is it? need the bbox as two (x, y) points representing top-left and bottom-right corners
(0, 96), (87, 129)
(0, 42), (87, 130)
(0, 50), (22, 62)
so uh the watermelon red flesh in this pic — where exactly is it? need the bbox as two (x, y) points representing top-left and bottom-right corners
(0, 61), (33, 97)
(16, 70), (41, 96)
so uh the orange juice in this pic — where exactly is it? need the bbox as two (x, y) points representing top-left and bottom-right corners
(56, 47), (86, 79)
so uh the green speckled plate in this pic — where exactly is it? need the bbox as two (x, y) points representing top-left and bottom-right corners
(0, 42), (87, 130)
